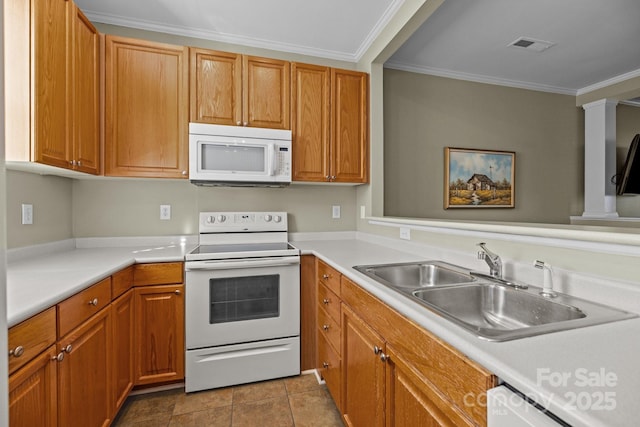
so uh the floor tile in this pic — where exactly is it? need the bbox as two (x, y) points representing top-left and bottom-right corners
(173, 387), (233, 415)
(113, 389), (181, 426)
(284, 374), (323, 395)
(232, 379), (287, 404)
(288, 388), (343, 427)
(232, 396), (294, 427)
(169, 406), (232, 427)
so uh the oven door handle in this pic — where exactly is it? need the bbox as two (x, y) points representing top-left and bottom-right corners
(185, 256), (300, 271)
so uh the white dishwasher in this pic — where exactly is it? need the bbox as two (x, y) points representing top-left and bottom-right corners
(488, 386), (567, 426)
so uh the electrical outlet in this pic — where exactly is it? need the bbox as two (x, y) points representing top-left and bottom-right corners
(21, 204), (33, 225)
(360, 205), (366, 219)
(160, 204), (171, 220)
(332, 205), (341, 219)
(399, 227), (411, 240)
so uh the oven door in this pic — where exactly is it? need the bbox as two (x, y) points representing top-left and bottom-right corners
(185, 256), (300, 349)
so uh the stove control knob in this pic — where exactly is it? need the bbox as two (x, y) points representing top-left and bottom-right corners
(274, 215), (282, 223)
(207, 216), (215, 223)
(217, 215), (226, 223)
(264, 214), (272, 222)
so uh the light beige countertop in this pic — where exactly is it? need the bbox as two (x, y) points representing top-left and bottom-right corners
(291, 236), (640, 427)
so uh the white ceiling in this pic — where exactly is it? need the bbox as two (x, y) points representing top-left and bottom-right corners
(76, 0), (640, 95)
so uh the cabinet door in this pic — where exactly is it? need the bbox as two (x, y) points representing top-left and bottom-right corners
(111, 290), (134, 415)
(9, 345), (57, 427)
(291, 63), (330, 182)
(331, 69), (368, 183)
(243, 56), (290, 129)
(33, 0), (71, 168)
(58, 308), (112, 427)
(342, 304), (385, 427)
(105, 36), (188, 178)
(134, 284), (185, 385)
(70, 5), (100, 174)
(386, 344), (471, 427)
(300, 254), (317, 371)
(189, 48), (242, 126)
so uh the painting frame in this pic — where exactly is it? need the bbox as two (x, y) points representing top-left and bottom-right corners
(444, 147), (515, 209)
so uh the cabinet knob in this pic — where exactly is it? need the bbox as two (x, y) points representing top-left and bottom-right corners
(174, 290), (182, 295)
(322, 274), (329, 280)
(52, 352), (64, 362)
(181, 170), (187, 176)
(243, 122), (248, 126)
(237, 121), (241, 126)
(322, 362), (329, 369)
(373, 345), (382, 355)
(380, 353), (389, 363)
(325, 175), (331, 181)
(9, 346), (24, 358)
(63, 344), (72, 354)
(322, 298), (330, 305)
(331, 176), (336, 180)
(69, 160), (76, 166)
(322, 324), (330, 331)
(77, 161), (82, 167)
(88, 298), (99, 306)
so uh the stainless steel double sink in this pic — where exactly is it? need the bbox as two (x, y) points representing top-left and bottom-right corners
(353, 261), (637, 341)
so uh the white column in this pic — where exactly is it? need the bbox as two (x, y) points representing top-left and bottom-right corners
(582, 99), (619, 218)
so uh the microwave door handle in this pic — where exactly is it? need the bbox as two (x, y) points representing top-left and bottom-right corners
(267, 143), (276, 176)
(185, 256), (300, 271)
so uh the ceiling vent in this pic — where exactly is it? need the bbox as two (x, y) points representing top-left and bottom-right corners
(508, 37), (555, 52)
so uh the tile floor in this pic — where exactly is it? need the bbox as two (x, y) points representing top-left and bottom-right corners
(112, 374), (344, 427)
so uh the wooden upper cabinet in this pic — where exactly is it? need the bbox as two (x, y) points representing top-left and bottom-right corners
(189, 48), (242, 126)
(33, 0), (71, 169)
(105, 36), (189, 178)
(189, 48), (290, 129)
(70, 5), (100, 174)
(291, 65), (369, 183)
(331, 69), (369, 183)
(291, 63), (330, 181)
(243, 56), (290, 129)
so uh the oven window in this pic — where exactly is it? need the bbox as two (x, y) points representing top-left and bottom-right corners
(209, 275), (280, 323)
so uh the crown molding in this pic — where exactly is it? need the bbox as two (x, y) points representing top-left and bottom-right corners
(576, 68), (640, 97)
(84, 11), (358, 62)
(383, 61), (577, 95)
(354, 0), (406, 61)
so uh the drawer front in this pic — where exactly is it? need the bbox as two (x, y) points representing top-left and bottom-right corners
(317, 259), (340, 296)
(318, 335), (341, 410)
(58, 277), (112, 337)
(317, 283), (341, 324)
(318, 307), (340, 355)
(133, 262), (183, 286)
(112, 265), (134, 299)
(8, 307), (56, 375)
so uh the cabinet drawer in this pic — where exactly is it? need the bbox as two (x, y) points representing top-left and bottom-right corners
(58, 277), (111, 337)
(318, 335), (341, 410)
(317, 259), (340, 296)
(318, 307), (340, 355)
(133, 262), (183, 286)
(112, 265), (134, 299)
(318, 283), (341, 324)
(8, 307), (56, 375)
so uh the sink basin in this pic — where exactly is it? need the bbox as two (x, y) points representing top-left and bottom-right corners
(352, 261), (637, 341)
(353, 261), (475, 289)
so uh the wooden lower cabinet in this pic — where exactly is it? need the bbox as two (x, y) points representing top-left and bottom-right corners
(8, 345), (57, 427)
(111, 290), (135, 413)
(300, 255), (317, 371)
(341, 304), (385, 427)
(57, 308), (112, 427)
(134, 284), (185, 385)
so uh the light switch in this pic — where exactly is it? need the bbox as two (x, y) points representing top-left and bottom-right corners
(332, 205), (341, 219)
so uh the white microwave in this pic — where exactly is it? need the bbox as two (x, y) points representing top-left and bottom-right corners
(189, 123), (292, 187)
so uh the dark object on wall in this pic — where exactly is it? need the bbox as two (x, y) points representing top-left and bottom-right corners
(616, 134), (640, 195)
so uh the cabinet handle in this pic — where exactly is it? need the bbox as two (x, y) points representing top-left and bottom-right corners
(322, 274), (329, 280)
(88, 298), (99, 306)
(322, 362), (329, 369)
(373, 345), (381, 355)
(380, 353), (389, 363)
(63, 344), (72, 354)
(9, 346), (24, 358)
(52, 352), (64, 362)
(322, 298), (330, 305)
(322, 324), (330, 331)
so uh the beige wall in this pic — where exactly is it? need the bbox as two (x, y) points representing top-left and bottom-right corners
(383, 69), (584, 224)
(6, 170), (73, 248)
(72, 179), (357, 237)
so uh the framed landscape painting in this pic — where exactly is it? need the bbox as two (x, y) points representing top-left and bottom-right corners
(444, 147), (515, 208)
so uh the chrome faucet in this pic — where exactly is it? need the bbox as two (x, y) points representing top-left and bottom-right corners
(477, 242), (502, 278)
